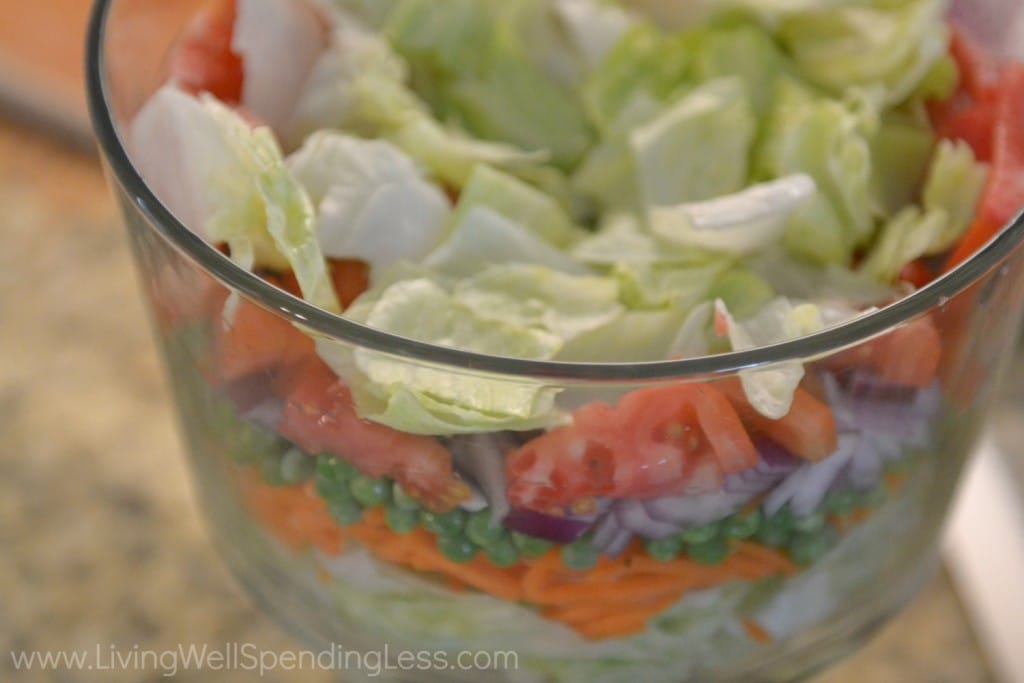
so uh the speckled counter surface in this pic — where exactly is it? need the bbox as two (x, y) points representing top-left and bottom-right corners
(0, 118), (996, 682)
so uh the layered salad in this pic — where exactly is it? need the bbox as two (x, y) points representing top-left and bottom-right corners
(128, 0), (1024, 680)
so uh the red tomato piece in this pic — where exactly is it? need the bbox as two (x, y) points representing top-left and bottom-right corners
(277, 357), (471, 512)
(718, 380), (839, 462)
(506, 383), (756, 513)
(168, 0), (244, 103)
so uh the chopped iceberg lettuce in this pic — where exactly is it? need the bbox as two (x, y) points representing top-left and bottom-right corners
(692, 21), (790, 116)
(454, 264), (624, 339)
(319, 278), (564, 434)
(584, 22), (694, 129)
(859, 207), (948, 283)
(730, 0), (951, 104)
(554, 0), (635, 71)
(757, 82), (876, 265)
(716, 298), (825, 418)
(425, 207), (589, 278)
(649, 174), (816, 253)
(921, 139), (990, 254)
(453, 165), (584, 248)
(571, 214), (719, 266)
(131, 87), (340, 312)
(232, 0), (327, 134)
(869, 114), (936, 216)
(631, 77), (756, 207)
(287, 131), (451, 271)
(557, 308), (692, 362)
(748, 248), (899, 307)
(614, 262), (726, 310)
(309, 0), (401, 29)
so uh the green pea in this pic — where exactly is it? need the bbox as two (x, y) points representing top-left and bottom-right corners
(825, 490), (859, 517)
(259, 452), (287, 487)
(562, 537), (599, 571)
(485, 536), (521, 568)
(385, 506), (420, 534)
(792, 511), (826, 534)
(349, 475), (390, 507)
(328, 497), (363, 526)
(314, 475), (350, 501)
(438, 535), (478, 563)
(230, 428), (282, 465)
(511, 532), (554, 558)
(756, 508), (794, 548)
(391, 483), (421, 512)
(687, 537), (730, 565)
(645, 536), (684, 562)
(678, 521), (722, 545)
(466, 510), (505, 548)
(279, 448), (316, 485)
(724, 510), (761, 539)
(316, 454), (357, 484)
(421, 508), (467, 537)
(787, 528), (838, 566)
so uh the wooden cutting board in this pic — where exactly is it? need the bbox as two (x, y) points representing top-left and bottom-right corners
(0, 0), (96, 144)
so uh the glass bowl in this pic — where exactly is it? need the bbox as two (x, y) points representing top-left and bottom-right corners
(87, 1), (1024, 681)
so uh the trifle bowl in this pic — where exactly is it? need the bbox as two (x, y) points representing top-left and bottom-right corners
(88, 0), (1024, 681)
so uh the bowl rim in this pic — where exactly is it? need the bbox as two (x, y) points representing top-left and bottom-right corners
(85, 0), (1024, 382)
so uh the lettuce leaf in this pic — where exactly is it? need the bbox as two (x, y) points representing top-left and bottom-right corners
(859, 206), (948, 283)
(454, 264), (624, 339)
(649, 174), (816, 253)
(571, 213), (719, 266)
(614, 262), (725, 310)
(557, 308), (692, 362)
(425, 206), (589, 278)
(320, 278), (564, 434)
(693, 21), (790, 116)
(287, 131), (451, 271)
(453, 165), (584, 248)
(716, 298), (825, 418)
(869, 114), (936, 216)
(631, 77), (756, 207)
(757, 82), (876, 265)
(921, 139), (990, 254)
(731, 0), (951, 104)
(554, 0), (635, 72)
(131, 87), (340, 312)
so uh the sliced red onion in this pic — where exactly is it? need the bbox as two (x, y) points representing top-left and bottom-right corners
(821, 373), (939, 441)
(764, 434), (860, 517)
(502, 507), (593, 543)
(615, 499), (685, 539)
(724, 439), (801, 495)
(603, 529), (634, 558)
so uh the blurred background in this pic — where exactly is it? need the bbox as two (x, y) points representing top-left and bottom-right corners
(1, 2), (1022, 682)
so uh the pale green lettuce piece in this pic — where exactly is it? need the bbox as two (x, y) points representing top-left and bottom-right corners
(322, 278), (564, 434)
(387, 0), (593, 168)
(631, 77), (756, 207)
(706, 268), (776, 320)
(730, 0), (951, 104)
(453, 165), (584, 248)
(748, 247), (900, 307)
(922, 139), (990, 254)
(454, 264), (624, 339)
(668, 300), (716, 358)
(557, 308), (692, 362)
(309, 0), (400, 29)
(553, 0), (635, 71)
(614, 262), (725, 310)
(425, 206), (589, 278)
(859, 207), (948, 283)
(717, 298), (825, 418)
(584, 22), (694, 129)
(693, 21), (790, 116)
(649, 174), (816, 253)
(287, 131), (451, 271)
(572, 213), (718, 266)
(869, 114), (936, 216)
(758, 82), (876, 265)
(139, 90), (340, 313)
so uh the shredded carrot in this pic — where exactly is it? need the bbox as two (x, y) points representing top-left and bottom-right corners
(237, 470), (813, 641)
(742, 618), (774, 644)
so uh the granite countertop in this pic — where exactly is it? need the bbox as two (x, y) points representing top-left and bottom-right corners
(0, 118), (995, 682)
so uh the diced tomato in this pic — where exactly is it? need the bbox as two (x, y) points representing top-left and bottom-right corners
(849, 316), (943, 389)
(718, 381), (838, 462)
(898, 259), (935, 289)
(948, 27), (1002, 103)
(168, 0), (244, 103)
(214, 298), (314, 383)
(329, 259), (371, 309)
(946, 63), (1024, 270)
(506, 383), (756, 512)
(277, 357), (471, 512)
